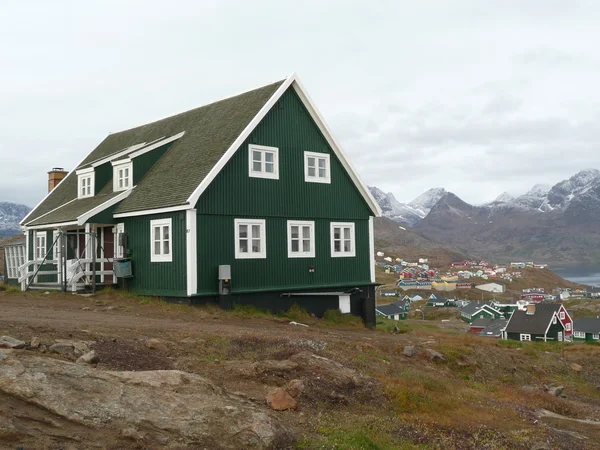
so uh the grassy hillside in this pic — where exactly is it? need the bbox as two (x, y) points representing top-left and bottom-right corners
(374, 217), (470, 267)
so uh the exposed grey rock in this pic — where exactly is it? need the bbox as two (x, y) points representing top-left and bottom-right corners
(402, 345), (418, 357)
(0, 336), (26, 349)
(49, 342), (75, 357)
(54, 339), (91, 357)
(145, 338), (167, 351)
(30, 337), (41, 349)
(77, 350), (99, 365)
(0, 350), (287, 448)
(286, 379), (304, 398)
(545, 385), (564, 397)
(424, 348), (445, 362)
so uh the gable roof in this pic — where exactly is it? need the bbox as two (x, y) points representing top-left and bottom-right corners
(23, 74), (381, 227)
(505, 303), (563, 335)
(470, 318), (493, 328)
(376, 303), (405, 316)
(573, 317), (600, 333)
(479, 319), (508, 337)
(460, 302), (496, 316)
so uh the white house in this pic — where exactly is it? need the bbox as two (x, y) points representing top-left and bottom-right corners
(377, 251), (385, 257)
(475, 282), (505, 293)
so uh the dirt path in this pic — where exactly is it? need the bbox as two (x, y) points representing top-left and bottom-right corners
(0, 292), (391, 344)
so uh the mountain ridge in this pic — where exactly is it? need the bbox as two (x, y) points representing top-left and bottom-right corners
(370, 169), (600, 264)
(0, 202), (30, 237)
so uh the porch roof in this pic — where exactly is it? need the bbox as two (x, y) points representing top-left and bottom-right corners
(26, 189), (123, 227)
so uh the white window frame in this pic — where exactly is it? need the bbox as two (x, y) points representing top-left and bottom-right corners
(112, 159), (133, 192)
(287, 220), (315, 258)
(330, 222), (355, 257)
(234, 218), (266, 259)
(150, 218), (172, 262)
(559, 311), (565, 320)
(114, 223), (125, 259)
(594, 333), (599, 340)
(553, 316), (557, 324)
(77, 169), (95, 199)
(520, 334), (531, 341)
(304, 151), (331, 184)
(248, 144), (279, 180)
(34, 231), (47, 261)
(574, 331), (585, 338)
(565, 322), (571, 331)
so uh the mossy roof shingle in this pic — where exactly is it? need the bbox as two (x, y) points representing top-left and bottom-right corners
(24, 80), (284, 225)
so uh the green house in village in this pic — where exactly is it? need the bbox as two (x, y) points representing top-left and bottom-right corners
(573, 318), (600, 342)
(16, 74), (381, 321)
(459, 302), (503, 323)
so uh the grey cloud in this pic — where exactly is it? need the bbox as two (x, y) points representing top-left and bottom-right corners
(1, 0), (599, 207)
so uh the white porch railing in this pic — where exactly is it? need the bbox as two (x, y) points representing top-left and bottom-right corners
(19, 258), (115, 292)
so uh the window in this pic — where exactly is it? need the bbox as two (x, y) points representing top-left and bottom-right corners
(76, 169), (95, 198)
(559, 311), (565, 320)
(565, 322), (571, 331)
(304, 151), (331, 183)
(553, 316), (557, 324)
(234, 219), (266, 259)
(330, 222), (355, 257)
(248, 145), (279, 179)
(150, 219), (172, 262)
(574, 331), (585, 338)
(287, 220), (315, 258)
(35, 232), (47, 260)
(112, 160), (133, 191)
(114, 223), (125, 259)
(594, 334), (600, 340)
(520, 334), (531, 341)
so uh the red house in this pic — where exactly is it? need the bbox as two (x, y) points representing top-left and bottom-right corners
(546, 304), (574, 338)
(521, 293), (545, 303)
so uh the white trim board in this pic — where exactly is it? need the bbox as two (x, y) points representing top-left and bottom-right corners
(77, 189), (133, 225)
(186, 73), (381, 216)
(186, 209), (197, 296)
(113, 204), (189, 218)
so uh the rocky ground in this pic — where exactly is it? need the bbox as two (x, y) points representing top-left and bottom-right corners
(1, 290), (600, 449)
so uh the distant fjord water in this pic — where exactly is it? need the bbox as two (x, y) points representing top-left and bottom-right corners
(552, 265), (600, 287)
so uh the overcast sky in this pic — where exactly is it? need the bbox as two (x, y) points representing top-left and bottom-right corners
(2, 0), (599, 207)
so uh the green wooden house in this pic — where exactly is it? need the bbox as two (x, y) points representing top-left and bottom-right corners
(459, 302), (503, 323)
(573, 318), (600, 342)
(502, 304), (566, 342)
(19, 74), (381, 321)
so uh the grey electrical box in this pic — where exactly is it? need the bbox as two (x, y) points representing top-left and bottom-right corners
(218, 265), (231, 280)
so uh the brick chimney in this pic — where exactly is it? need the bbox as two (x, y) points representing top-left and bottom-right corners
(48, 168), (68, 192)
(526, 304), (536, 315)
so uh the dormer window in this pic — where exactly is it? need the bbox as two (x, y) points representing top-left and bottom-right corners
(76, 168), (95, 199)
(112, 159), (133, 192)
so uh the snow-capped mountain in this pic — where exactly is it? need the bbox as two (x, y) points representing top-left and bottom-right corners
(370, 169), (600, 263)
(407, 188), (447, 216)
(368, 186), (446, 226)
(511, 184), (551, 210)
(0, 202), (30, 237)
(368, 187), (424, 226)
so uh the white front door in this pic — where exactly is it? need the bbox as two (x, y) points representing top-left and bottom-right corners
(338, 295), (351, 314)
(558, 332), (563, 342)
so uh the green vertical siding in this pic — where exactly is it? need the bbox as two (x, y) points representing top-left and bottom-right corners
(95, 163), (112, 193)
(121, 212), (187, 296)
(192, 86), (374, 296)
(195, 88), (373, 219)
(133, 143), (173, 186)
(196, 215), (370, 295)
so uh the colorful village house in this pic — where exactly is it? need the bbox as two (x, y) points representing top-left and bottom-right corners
(573, 317), (600, 342)
(502, 304), (566, 342)
(17, 74), (382, 322)
(459, 302), (503, 323)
